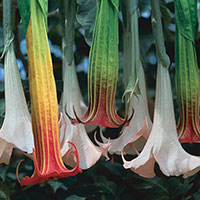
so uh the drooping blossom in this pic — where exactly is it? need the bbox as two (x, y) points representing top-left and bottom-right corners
(60, 60), (102, 169)
(17, 0), (81, 186)
(122, 64), (200, 178)
(122, 0), (200, 178)
(0, 0), (34, 164)
(58, 0), (103, 169)
(100, 2), (152, 155)
(66, 0), (132, 128)
(175, 0), (200, 143)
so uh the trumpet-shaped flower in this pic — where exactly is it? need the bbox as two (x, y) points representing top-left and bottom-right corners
(100, 5), (152, 155)
(60, 59), (102, 169)
(0, 0), (34, 164)
(66, 0), (132, 128)
(175, 0), (200, 143)
(122, 0), (200, 178)
(59, 0), (102, 169)
(17, 0), (81, 186)
(0, 44), (34, 155)
(122, 63), (200, 178)
(100, 63), (152, 155)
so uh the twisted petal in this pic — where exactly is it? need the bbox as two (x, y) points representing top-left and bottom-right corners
(0, 43), (34, 156)
(122, 64), (200, 178)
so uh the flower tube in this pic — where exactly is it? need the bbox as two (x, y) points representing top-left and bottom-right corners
(175, 0), (200, 143)
(122, 0), (200, 178)
(0, 0), (34, 164)
(59, 0), (102, 169)
(17, 0), (81, 186)
(100, 1), (152, 155)
(66, 0), (132, 128)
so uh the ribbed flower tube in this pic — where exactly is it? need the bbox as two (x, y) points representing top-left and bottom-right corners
(67, 0), (132, 127)
(175, 0), (200, 143)
(17, 0), (81, 186)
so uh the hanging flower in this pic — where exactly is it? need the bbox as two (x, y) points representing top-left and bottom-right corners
(0, 43), (34, 156)
(122, 0), (200, 178)
(17, 0), (81, 186)
(58, 0), (103, 169)
(100, 63), (151, 155)
(122, 64), (200, 178)
(175, 0), (200, 143)
(66, 0), (132, 128)
(100, 2), (152, 155)
(0, 0), (34, 164)
(60, 59), (102, 169)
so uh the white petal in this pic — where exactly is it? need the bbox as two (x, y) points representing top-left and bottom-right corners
(122, 64), (200, 178)
(0, 44), (34, 154)
(60, 59), (101, 169)
(101, 63), (152, 155)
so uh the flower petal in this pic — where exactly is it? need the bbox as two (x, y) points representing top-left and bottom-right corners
(0, 43), (34, 154)
(122, 64), (200, 178)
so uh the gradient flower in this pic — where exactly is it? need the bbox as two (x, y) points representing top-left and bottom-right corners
(122, 64), (200, 178)
(100, 3), (152, 155)
(17, 0), (81, 186)
(66, 0), (132, 127)
(100, 63), (151, 155)
(0, 0), (34, 164)
(122, 0), (200, 178)
(175, 0), (200, 143)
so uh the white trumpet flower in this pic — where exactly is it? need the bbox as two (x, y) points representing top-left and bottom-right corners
(122, 64), (200, 178)
(60, 60), (102, 169)
(0, 43), (34, 164)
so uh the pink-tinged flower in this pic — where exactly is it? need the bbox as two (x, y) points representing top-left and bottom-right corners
(175, 0), (200, 143)
(66, 0), (132, 127)
(17, 0), (81, 186)
(60, 59), (102, 169)
(122, 64), (200, 178)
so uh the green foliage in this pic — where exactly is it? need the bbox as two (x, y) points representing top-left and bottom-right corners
(76, 0), (97, 46)
(17, 0), (30, 34)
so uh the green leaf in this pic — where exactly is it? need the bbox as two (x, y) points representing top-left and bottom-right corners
(76, 0), (97, 46)
(0, 181), (10, 200)
(93, 175), (117, 197)
(168, 177), (193, 199)
(193, 189), (200, 200)
(17, 0), (30, 34)
(65, 195), (85, 200)
(48, 180), (63, 193)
